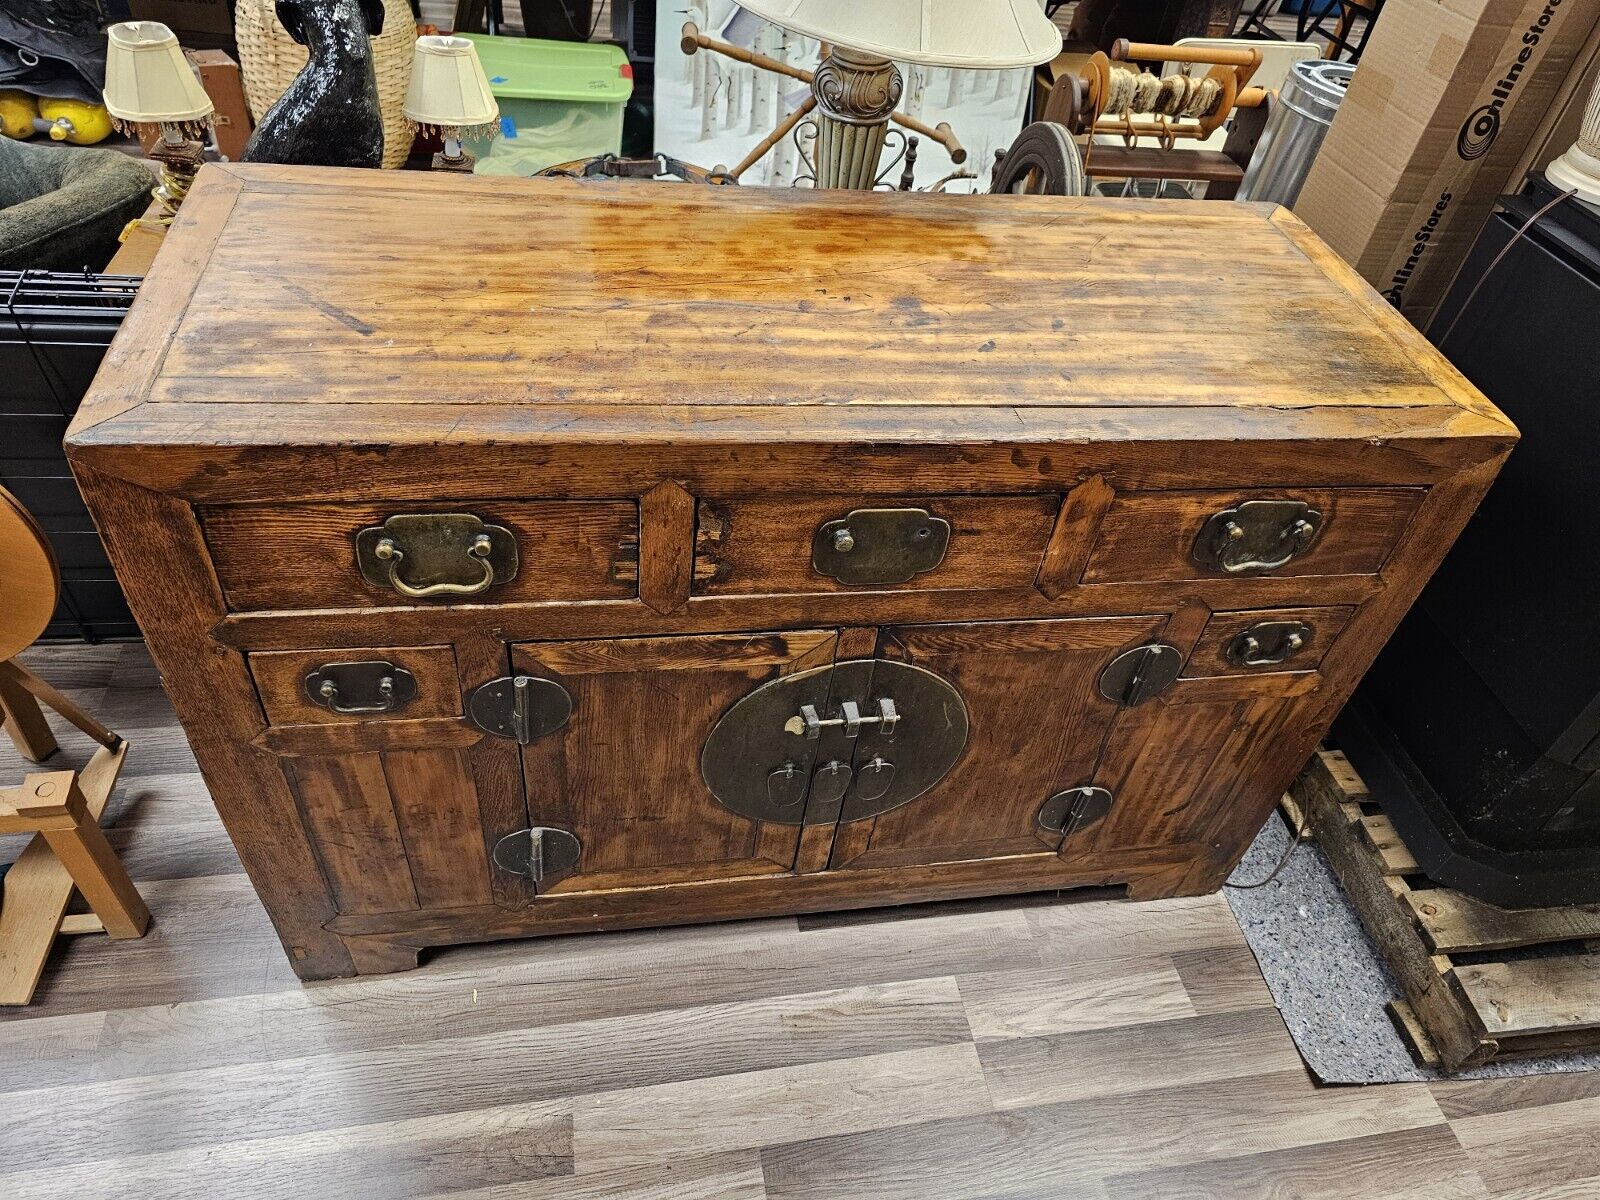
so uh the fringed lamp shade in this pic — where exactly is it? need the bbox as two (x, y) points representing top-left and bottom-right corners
(734, 0), (1062, 68)
(403, 36), (499, 139)
(103, 21), (214, 139)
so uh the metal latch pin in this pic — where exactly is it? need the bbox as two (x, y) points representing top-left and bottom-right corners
(798, 697), (899, 739)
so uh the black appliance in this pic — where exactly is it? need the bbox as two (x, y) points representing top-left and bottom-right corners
(1, 270), (141, 642)
(1336, 173), (1600, 907)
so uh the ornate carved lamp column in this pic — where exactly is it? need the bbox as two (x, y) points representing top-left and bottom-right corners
(736, 0), (1061, 190)
(1547, 74), (1600, 204)
(812, 48), (904, 189)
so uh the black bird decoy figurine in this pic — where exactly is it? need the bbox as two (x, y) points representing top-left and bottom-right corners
(243, 0), (386, 167)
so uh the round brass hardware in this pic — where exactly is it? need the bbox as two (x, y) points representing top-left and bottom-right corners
(701, 658), (968, 826)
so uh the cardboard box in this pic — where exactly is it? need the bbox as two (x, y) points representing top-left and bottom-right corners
(1293, 0), (1600, 327)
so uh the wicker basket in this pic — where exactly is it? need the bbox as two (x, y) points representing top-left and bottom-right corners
(235, 0), (417, 169)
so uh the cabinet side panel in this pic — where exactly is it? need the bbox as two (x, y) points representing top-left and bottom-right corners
(63, 465), (355, 980)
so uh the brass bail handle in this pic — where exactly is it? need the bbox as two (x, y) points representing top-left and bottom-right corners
(797, 697), (900, 739)
(317, 674), (397, 715)
(375, 532), (496, 599)
(1217, 515), (1317, 574)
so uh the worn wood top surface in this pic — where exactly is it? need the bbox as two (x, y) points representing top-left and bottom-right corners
(69, 163), (1512, 454)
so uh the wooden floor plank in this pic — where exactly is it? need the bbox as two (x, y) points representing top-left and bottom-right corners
(761, 1068), (1451, 1200)
(1100, 1123), (1489, 1199)
(0, 1098), (572, 1200)
(1025, 892), (1251, 965)
(1170, 943), (1277, 1015)
(1, 978), (972, 1172)
(1453, 1096), (1600, 1193)
(978, 1007), (1303, 1109)
(1431, 1072), (1600, 1120)
(0, 905), (1034, 1092)
(572, 1043), (992, 1176)
(423, 1153), (769, 1200)
(956, 955), (1195, 1040)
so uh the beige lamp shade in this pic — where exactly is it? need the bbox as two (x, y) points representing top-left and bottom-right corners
(735, 0), (1061, 68)
(403, 35), (499, 130)
(103, 21), (213, 125)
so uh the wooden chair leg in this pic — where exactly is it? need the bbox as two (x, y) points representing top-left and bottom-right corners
(0, 662), (57, 763)
(14, 771), (149, 939)
(0, 660), (121, 751)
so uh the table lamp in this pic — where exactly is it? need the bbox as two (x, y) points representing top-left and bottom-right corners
(102, 22), (214, 221)
(734, 0), (1061, 188)
(403, 35), (499, 172)
(1546, 78), (1600, 205)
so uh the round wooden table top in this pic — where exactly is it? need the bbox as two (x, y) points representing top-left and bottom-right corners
(0, 486), (59, 662)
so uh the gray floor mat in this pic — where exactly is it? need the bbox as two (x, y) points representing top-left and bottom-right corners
(1224, 810), (1600, 1083)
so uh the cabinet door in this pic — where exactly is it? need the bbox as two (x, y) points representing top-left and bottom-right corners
(513, 630), (839, 895)
(828, 616), (1166, 871)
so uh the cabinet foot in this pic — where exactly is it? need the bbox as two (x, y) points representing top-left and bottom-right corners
(338, 933), (425, 977)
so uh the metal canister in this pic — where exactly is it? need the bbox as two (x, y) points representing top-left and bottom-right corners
(1237, 60), (1356, 206)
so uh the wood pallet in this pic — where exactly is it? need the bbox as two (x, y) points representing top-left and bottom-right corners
(1291, 749), (1600, 1072)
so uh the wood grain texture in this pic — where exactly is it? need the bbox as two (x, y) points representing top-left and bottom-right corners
(1182, 604), (1354, 677)
(249, 644), (461, 726)
(694, 493), (1058, 596)
(638, 481), (696, 615)
(1035, 474), (1116, 599)
(1082, 487), (1426, 584)
(201, 499), (638, 611)
(62, 166), (1518, 985)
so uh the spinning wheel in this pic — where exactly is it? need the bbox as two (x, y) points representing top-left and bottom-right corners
(991, 122), (1087, 196)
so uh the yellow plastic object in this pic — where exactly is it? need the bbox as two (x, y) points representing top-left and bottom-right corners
(37, 98), (114, 145)
(0, 89), (38, 139)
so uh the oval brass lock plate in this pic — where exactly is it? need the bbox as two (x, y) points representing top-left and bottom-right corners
(811, 508), (951, 586)
(1097, 643), (1184, 707)
(493, 827), (582, 881)
(1037, 785), (1115, 840)
(355, 513), (518, 600)
(701, 658), (968, 825)
(468, 675), (573, 744)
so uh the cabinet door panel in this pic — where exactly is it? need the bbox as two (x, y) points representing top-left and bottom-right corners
(514, 630), (838, 895)
(832, 616), (1165, 871)
(287, 746), (496, 915)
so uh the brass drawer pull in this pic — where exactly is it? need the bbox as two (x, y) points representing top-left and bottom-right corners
(355, 513), (519, 600)
(1226, 620), (1314, 668)
(375, 532), (495, 599)
(304, 661), (418, 715)
(1193, 499), (1323, 575)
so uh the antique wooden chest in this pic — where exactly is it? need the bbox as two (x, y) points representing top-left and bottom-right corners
(66, 164), (1515, 980)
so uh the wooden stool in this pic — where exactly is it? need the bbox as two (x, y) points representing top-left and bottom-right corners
(0, 485), (144, 1005)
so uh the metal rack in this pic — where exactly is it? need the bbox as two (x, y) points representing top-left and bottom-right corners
(1, 270), (141, 643)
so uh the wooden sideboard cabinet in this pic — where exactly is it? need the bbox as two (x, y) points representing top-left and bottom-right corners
(65, 164), (1515, 981)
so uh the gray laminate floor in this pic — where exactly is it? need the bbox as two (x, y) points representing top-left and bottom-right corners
(0, 643), (1594, 1199)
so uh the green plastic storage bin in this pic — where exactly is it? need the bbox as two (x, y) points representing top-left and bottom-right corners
(459, 34), (633, 176)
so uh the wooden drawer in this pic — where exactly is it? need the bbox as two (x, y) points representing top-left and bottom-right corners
(250, 645), (461, 725)
(202, 500), (638, 611)
(693, 493), (1059, 596)
(1182, 606), (1355, 678)
(1082, 488), (1425, 585)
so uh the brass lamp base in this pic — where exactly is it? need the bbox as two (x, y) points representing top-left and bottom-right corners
(431, 148), (478, 173)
